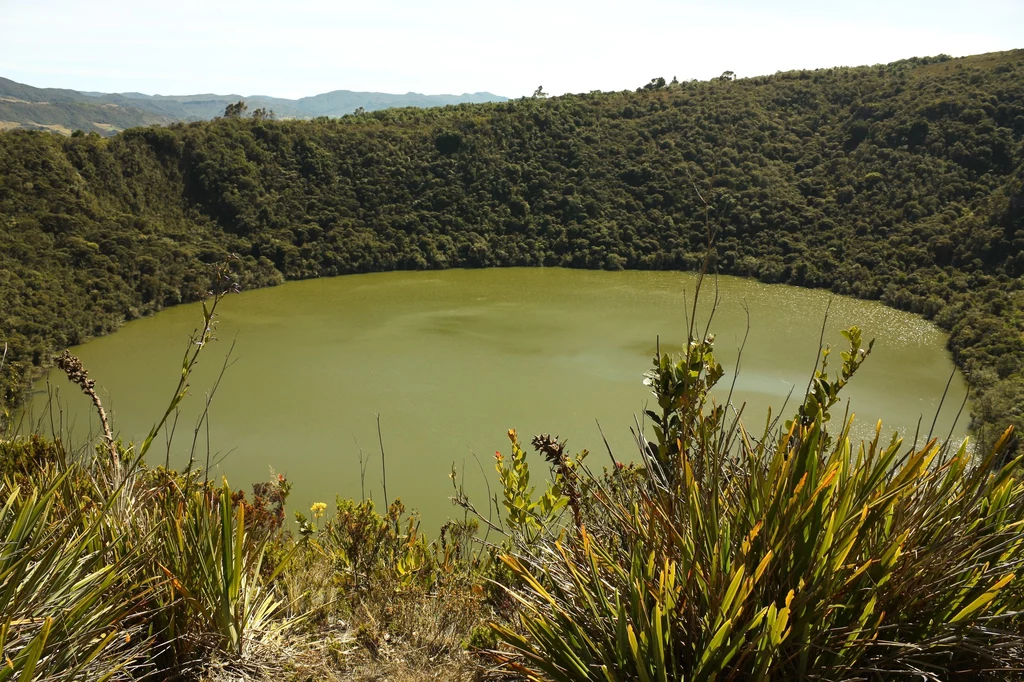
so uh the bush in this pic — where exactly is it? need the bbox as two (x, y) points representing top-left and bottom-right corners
(491, 326), (1024, 680)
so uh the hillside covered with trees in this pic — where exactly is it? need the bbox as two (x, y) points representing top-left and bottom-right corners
(1, 49), (1023, 446)
(0, 76), (507, 136)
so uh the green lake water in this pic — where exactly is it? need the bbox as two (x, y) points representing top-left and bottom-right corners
(24, 268), (969, 530)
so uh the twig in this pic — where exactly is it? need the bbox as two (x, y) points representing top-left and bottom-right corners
(596, 419), (619, 470)
(719, 302), (751, 449)
(183, 338), (236, 488)
(204, 392), (212, 487)
(376, 413), (389, 512)
(927, 365), (958, 444)
(912, 414), (923, 453)
(944, 388), (972, 457)
(468, 448), (498, 545)
(165, 408), (179, 470)
(800, 299), (833, 424)
(354, 435), (367, 501)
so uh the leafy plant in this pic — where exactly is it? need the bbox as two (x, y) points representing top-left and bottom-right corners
(492, 327), (1024, 680)
(306, 496), (437, 592)
(494, 429), (585, 543)
(0, 469), (144, 681)
(147, 477), (293, 665)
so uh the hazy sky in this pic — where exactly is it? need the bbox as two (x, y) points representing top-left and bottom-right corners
(1, 0), (1021, 99)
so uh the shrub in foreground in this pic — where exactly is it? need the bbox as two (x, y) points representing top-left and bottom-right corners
(491, 328), (1024, 680)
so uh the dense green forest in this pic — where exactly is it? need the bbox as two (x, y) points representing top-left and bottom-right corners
(2, 50), (1023, 446)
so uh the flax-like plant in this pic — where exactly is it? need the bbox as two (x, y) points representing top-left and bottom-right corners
(147, 478), (292, 666)
(492, 326), (1024, 680)
(0, 468), (145, 681)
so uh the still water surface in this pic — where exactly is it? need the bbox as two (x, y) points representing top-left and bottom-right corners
(26, 269), (968, 530)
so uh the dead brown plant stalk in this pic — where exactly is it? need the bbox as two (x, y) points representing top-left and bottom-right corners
(55, 349), (118, 468)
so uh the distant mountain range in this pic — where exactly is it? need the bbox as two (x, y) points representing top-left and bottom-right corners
(0, 77), (508, 136)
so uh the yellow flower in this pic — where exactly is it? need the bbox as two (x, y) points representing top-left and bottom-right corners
(311, 502), (327, 519)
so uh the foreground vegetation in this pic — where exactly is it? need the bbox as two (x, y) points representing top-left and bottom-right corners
(4, 277), (1024, 680)
(2, 49), (1024, 449)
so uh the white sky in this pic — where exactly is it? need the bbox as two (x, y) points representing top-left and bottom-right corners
(0, 0), (1021, 99)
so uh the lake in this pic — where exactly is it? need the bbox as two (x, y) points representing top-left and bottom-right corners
(24, 268), (969, 530)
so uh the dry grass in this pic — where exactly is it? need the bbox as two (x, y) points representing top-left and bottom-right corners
(25, 121), (74, 134)
(271, 592), (502, 682)
(270, 538), (506, 682)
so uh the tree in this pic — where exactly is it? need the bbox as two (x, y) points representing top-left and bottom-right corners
(533, 86), (548, 98)
(223, 101), (248, 118)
